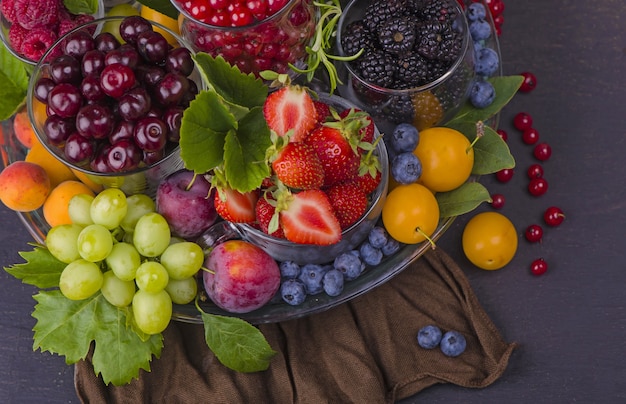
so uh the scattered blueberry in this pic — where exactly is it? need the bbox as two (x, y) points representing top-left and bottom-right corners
(469, 19), (492, 41)
(440, 330), (467, 357)
(391, 152), (422, 184)
(359, 241), (383, 266)
(469, 79), (496, 108)
(466, 3), (487, 21)
(474, 47), (500, 77)
(279, 260), (301, 279)
(390, 122), (419, 153)
(368, 226), (388, 249)
(322, 268), (344, 297)
(381, 237), (401, 256)
(333, 251), (365, 281)
(417, 325), (443, 349)
(280, 279), (307, 306)
(297, 264), (328, 295)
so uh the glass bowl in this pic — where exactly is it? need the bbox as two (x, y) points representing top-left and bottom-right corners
(334, 0), (475, 132)
(0, 0), (105, 66)
(26, 16), (204, 198)
(172, 0), (316, 77)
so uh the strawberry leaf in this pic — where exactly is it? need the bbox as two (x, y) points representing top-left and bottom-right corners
(436, 181), (491, 218)
(33, 291), (163, 385)
(4, 244), (65, 289)
(201, 312), (276, 373)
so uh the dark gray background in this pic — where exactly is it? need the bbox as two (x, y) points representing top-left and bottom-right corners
(2, 0), (626, 402)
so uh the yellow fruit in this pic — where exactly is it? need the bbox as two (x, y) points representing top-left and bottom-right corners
(25, 142), (77, 188)
(462, 212), (518, 270)
(70, 168), (104, 193)
(411, 91), (444, 131)
(141, 6), (180, 45)
(382, 183), (439, 244)
(43, 180), (95, 227)
(0, 161), (51, 212)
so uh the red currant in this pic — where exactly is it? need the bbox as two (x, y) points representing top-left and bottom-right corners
(530, 258), (548, 276)
(525, 224), (543, 243)
(528, 177), (548, 196)
(521, 127), (539, 145)
(533, 142), (552, 161)
(490, 193), (505, 209)
(493, 14), (504, 28)
(520, 72), (537, 93)
(527, 163), (544, 179)
(496, 129), (508, 142)
(543, 206), (565, 227)
(489, 0), (505, 17)
(513, 112), (533, 131)
(495, 168), (514, 183)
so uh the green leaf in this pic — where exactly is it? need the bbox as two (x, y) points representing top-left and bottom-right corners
(4, 244), (66, 289)
(32, 291), (163, 385)
(448, 75), (524, 125)
(436, 181), (492, 218)
(0, 43), (29, 120)
(193, 53), (268, 110)
(448, 122), (515, 174)
(63, 0), (99, 15)
(134, 0), (180, 20)
(223, 107), (272, 192)
(201, 312), (276, 373)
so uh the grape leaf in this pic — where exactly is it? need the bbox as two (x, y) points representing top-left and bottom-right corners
(4, 244), (65, 289)
(436, 181), (492, 218)
(201, 312), (276, 373)
(32, 291), (163, 385)
(63, 0), (99, 15)
(134, 0), (180, 20)
(0, 43), (28, 120)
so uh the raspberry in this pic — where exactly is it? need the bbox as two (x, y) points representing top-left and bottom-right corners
(19, 27), (57, 61)
(8, 21), (28, 51)
(58, 18), (78, 37)
(13, 0), (60, 30)
(1, 0), (17, 23)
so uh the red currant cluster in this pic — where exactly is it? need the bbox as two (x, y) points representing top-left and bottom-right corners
(460, 0), (505, 35)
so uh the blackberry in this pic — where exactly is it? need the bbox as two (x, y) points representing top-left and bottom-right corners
(378, 17), (417, 56)
(356, 49), (396, 88)
(340, 20), (374, 57)
(386, 94), (415, 123)
(396, 52), (430, 87)
(415, 21), (462, 61)
(420, 0), (458, 24)
(363, 0), (409, 34)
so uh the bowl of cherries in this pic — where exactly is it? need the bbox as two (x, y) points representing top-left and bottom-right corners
(27, 15), (202, 196)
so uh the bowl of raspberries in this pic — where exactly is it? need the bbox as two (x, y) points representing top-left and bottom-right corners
(0, 0), (104, 65)
(26, 15), (203, 196)
(336, 0), (475, 130)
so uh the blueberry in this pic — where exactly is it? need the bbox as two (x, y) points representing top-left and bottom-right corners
(280, 279), (307, 306)
(297, 264), (328, 295)
(440, 330), (467, 357)
(359, 241), (383, 266)
(381, 237), (401, 256)
(391, 122), (419, 153)
(466, 3), (487, 21)
(391, 152), (422, 184)
(368, 226), (388, 249)
(417, 325), (442, 349)
(279, 260), (301, 279)
(322, 268), (344, 296)
(333, 251), (365, 281)
(469, 79), (496, 108)
(474, 47), (499, 77)
(469, 19), (492, 41)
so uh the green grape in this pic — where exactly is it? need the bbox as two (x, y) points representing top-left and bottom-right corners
(68, 194), (94, 226)
(120, 194), (155, 232)
(160, 242), (205, 280)
(132, 289), (172, 335)
(135, 261), (169, 293)
(77, 224), (113, 262)
(45, 224), (83, 263)
(100, 271), (136, 307)
(133, 212), (171, 257)
(105, 242), (141, 281)
(90, 188), (128, 230)
(59, 259), (104, 300)
(165, 277), (198, 305)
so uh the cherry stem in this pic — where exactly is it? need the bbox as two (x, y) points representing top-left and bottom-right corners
(415, 227), (437, 250)
(467, 120), (485, 154)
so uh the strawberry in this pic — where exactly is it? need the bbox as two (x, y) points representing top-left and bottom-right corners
(313, 100), (332, 124)
(263, 85), (318, 142)
(355, 136), (383, 194)
(278, 189), (341, 245)
(271, 141), (324, 190)
(339, 108), (375, 144)
(214, 187), (259, 223)
(304, 125), (361, 187)
(355, 169), (382, 195)
(255, 195), (285, 238)
(325, 182), (368, 229)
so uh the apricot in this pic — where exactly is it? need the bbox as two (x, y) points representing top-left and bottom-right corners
(43, 180), (95, 227)
(25, 142), (77, 188)
(70, 169), (104, 193)
(0, 161), (51, 211)
(13, 109), (37, 149)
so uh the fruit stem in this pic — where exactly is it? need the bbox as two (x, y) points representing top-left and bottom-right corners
(467, 120), (485, 154)
(416, 227), (437, 250)
(186, 172), (198, 192)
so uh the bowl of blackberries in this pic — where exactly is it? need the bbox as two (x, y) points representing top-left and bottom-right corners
(27, 15), (202, 196)
(335, 0), (475, 131)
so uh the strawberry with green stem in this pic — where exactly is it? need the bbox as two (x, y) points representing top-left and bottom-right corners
(266, 130), (325, 190)
(262, 84), (318, 142)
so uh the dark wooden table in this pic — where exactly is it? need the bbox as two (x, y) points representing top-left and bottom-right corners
(2, 1), (626, 402)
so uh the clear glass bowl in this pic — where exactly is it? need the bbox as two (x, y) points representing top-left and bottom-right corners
(334, 0), (475, 132)
(0, 0), (105, 66)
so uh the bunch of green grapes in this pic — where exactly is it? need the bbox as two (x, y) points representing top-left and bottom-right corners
(45, 188), (205, 335)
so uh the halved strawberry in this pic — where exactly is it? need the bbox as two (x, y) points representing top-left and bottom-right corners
(214, 187), (259, 223)
(271, 141), (324, 190)
(278, 189), (341, 245)
(304, 125), (361, 187)
(325, 182), (368, 229)
(263, 85), (318, 142)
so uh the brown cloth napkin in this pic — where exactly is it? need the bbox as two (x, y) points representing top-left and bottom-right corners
(75, 248), (516, 403)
